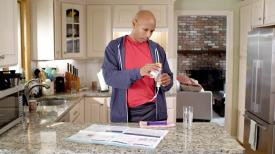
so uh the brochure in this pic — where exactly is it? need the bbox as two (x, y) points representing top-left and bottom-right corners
(65, 124), (168, 149)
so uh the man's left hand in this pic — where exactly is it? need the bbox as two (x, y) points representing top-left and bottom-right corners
(160, 73), (171, 87)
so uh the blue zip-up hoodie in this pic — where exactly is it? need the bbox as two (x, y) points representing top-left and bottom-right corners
(102, 36), (173, 122)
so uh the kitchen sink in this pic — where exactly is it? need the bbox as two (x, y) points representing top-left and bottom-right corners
(38, 98), (67, 106)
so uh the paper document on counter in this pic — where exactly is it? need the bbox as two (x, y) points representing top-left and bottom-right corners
(65, 124), (168, 149)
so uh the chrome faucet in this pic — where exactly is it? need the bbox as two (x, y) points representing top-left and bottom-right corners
(23, 79), (50, 105)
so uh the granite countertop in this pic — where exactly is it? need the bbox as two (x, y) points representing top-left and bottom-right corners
(0, 92), (243, 154)
(0, 122), (244, 154)
(38, 89), (176, 98)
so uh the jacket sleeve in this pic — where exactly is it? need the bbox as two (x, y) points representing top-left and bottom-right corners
(102, 42), (142, 89)
(158, 46), (173, 92)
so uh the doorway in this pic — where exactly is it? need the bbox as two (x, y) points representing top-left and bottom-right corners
(175, 11), (233, 132)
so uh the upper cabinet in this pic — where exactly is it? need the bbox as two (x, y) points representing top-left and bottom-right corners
(61, 3), (86, 59)
(30, 0), (54, 60)
(113, 5), (139, 28)
(113, 4), (167, 28)
(140, 5), (167, 27)
(264, 0), (275, 25)
(0, 0), (18, 67)
(251, 0), (264, 27)
(248, 0), (275, 27)
(31, 0), (174, 60)
(87, 5), (111, 58)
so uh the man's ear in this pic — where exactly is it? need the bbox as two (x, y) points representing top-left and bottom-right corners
(132, 19), (137, 27)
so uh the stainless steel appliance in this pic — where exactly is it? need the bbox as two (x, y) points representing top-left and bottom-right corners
(55, 76), (65, 93)
(244, 28), (275, 154)
(0, 70), (21, 90)
(0, 85), (24, 135)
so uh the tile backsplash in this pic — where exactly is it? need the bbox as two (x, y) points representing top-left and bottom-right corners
(35, 59), (103, 89)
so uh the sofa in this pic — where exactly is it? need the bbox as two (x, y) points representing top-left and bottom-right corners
(176, 91), (213, 121)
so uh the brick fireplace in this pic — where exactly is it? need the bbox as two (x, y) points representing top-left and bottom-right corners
(177, 15), (226, 91)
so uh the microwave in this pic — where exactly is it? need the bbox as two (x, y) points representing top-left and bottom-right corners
(0, 85), (24, 135)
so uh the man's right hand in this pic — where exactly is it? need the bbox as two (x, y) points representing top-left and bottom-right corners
(140, 63), (161, 77)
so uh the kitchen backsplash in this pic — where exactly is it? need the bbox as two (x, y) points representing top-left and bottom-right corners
(35, 59), (103, 88)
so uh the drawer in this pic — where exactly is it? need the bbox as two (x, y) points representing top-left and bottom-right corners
(166, 96), (176, 109)
(70, 104), (80, 122)
(85, 97), (106, 105)
(167, 108), (175, 123)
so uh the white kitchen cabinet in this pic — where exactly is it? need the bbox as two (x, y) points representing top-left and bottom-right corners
(58, 98), (84, 123)
(251, 0), (264, 27)
(87, 5), (112, 58)
(106, 97), (111, 123)
(113, 4), (168, 28)
(166, 96), (176, 123)
(140, 5), (167, 27)
(30, 0), (54, 60)
(61, 2), (86, 59)
(264, 0), (275, 25)
(112, 5), (139, 28)
(105, 96), (175, 123)
(0, 0), (18, 67)
(249, 0), (275, 27)
(84, 97), (108, 123)
(70, 98), (85, 123)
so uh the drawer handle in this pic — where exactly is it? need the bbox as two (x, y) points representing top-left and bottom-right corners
(73, 111), (78, 116)
(0, 55), (5, 59)
(243, 114), (267, 130)
(72, 113), (80, 122)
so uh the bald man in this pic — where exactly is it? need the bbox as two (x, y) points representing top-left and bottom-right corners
(102, 10), (173, 122)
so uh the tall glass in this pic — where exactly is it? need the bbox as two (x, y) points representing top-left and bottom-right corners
(183, 106), (193, 129)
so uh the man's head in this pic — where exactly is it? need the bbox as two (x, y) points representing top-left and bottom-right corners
(130, 10), (156, 43)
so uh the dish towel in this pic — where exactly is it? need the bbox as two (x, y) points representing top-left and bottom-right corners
(248, 119), (258, 151)
(97, 69), (109, 91)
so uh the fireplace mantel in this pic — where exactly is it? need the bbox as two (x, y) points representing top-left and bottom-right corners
(178, 50), (225, 54)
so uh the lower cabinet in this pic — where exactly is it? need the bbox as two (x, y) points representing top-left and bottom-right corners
(70, 98), (85, 123)
(58, 98), (84, 123)
(106, 97), (111, 123)
(60, 96), (175, 124)
(166, 96), (176, 123)
(105, 96), (176, 123)
(84, 97), (108, 123)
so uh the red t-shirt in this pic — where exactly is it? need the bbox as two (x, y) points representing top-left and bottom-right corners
(125, 36), (155, 108)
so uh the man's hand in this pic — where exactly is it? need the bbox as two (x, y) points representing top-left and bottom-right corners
(140, 63), (161, 77)
(159, 73), (171, 87)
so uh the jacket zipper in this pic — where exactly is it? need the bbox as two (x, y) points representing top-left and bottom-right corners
(154, 48), (159, 120)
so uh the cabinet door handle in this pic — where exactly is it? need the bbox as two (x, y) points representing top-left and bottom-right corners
(73, 111), (78, 116)
(0, 55), (5, 59)
(258, 17), (262, 21)
(243, 114), (267, 130)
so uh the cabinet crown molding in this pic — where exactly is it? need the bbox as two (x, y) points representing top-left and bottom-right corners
(86, 0), (175, 5)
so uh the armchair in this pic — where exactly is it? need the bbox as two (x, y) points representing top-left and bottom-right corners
(176, 91), (212, 121)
